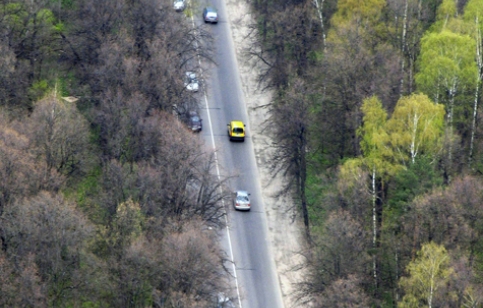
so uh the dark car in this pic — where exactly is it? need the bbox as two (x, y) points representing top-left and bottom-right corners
(188, 111), (202, 132)
(203, 7), (218, 23)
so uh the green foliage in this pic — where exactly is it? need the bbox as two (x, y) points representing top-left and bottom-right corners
(354, 96), (400, 180)
(73, 166), (102, 210)
(385, 156), (444, 228)
(306, 167), (331, 229)
(339, 157), (366, 189)
(37, 8), (56, 25)
(399, 242), (453, 307)
(56, 73), (77, 97)
(54, 21), (65, 33)
(386, 93), (445, 165)
(435, 0), (457, 23)
(2, 3), (28, 27)
(463, 0), (483, 26)
(28, 79), (49, 101)
(416, 30), (477, 103)
(331, 0), (386, 26)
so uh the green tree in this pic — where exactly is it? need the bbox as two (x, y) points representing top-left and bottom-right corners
(416, 30), (476, 114)
(386, 93), (445, 165)
(340, 96), (400, 291)
(463, 0), (483, 167)
(435, 0), (457, 29)
(415, 30), (477, 169)
(399, 242), (453, 308)
(331, 0), (385, 26)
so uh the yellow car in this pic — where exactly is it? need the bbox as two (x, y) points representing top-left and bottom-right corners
(227, 120), (246, 141)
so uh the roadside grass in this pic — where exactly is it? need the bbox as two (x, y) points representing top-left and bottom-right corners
(184, 6), (193, 18)
(306, 164), (333, 237)
(63, 165), (103, 223)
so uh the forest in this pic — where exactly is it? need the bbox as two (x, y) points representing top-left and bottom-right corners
(1, 0), (483, 307)
(250, 0), (483, 306)
(0, 0), (232, 306)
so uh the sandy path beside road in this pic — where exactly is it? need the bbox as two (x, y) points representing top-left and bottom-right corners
(223, 1), (305, 307)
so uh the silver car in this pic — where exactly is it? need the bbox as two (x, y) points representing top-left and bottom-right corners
(184, 72), (199, 92)
(203, 7), (218, 23)
(233, 190), (251, 211)
(174, 0), (186, 11)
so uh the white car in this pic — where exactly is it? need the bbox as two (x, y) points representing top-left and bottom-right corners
(203, 7), (218, 23)
(217, 293), (236, 308)
(233, 190), (251, 211)
(174, 0), (186, 11)
(184, 72), (199, 92)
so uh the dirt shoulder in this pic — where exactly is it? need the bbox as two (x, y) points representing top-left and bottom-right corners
(223, 1), (305, 307)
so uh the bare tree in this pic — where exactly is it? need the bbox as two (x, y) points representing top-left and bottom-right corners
(156, 220), (229, 305)
(1, 191), (93, 306)
(402, 187), (473, 256)
(0, 252), (47, 307)
(298, 210), (371, 305)
(269, 79), (312, 237)
(0, 114), (64, 216)
(134, 112), (229, 229)
(314, 275), (370, 308)
(29, 92), (91, 176)
(94, 89), (148, 162)
(245, 1), (323, 90)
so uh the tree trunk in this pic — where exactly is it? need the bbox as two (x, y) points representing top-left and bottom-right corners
(300, 128), (310, 239)
(469, 20), (482, 168)
(372, 167), (377, 291)
(399, 0), (409, 96)
(313, 0), (326, 50)
(448, 85), (456, 167)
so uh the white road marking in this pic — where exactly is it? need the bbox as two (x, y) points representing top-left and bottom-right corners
(189, 6), (243, 308)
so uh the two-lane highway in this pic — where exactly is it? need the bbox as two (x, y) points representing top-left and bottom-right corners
(195, 1), (284, 307)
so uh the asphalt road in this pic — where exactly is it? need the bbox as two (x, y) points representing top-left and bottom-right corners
(194, 1), (285, 307)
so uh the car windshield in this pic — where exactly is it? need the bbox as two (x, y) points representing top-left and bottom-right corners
(237, 196), (249, 202)
(233, 127), (244, 133)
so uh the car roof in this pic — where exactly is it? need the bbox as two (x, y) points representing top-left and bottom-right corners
(236, 190), (249, 197)
(230, 120), (244, 128)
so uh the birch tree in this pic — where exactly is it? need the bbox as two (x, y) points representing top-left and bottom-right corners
(415, 30), (477, 166)
(463, 0), (483, 167)
(398, 242), (453, 308)
(386, 93), (445, 166)
(340, 96), (399, 291)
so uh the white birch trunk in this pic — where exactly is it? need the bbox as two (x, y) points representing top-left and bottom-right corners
(399, 0), (409, 96)
(395, 244), (399, 301)
(418, 0), (422, 20)
(313, 0), (326, 50)
(429, 272), (434, 308)
(410, 112), (419, 164)
(448, 85), (456, 165)
(372, 167), (377, 288)
(469, 19), (482, 167)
